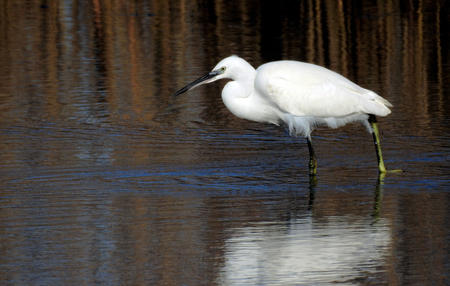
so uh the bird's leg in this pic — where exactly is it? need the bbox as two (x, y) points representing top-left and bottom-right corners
(368, 115), (387, 173)
(307, 136), (317, 175)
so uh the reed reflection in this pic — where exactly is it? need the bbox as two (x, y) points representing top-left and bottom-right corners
(0, 1), (447, 286)
(0, 1), (446, 131)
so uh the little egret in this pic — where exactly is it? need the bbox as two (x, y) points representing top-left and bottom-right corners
(174, 55), (396, 175)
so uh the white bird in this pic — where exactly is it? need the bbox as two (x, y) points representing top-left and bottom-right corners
(174, 55), (397, 175)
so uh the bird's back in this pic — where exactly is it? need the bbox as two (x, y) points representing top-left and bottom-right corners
(254, 61), (392, 119)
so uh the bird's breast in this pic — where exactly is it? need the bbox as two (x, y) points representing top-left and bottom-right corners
(221, 82), (281, 125)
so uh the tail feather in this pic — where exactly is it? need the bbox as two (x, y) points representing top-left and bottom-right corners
(376, 95), (393, 108)
(362, 91), (392, 117)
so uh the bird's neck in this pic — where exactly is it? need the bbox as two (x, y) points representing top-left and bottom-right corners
(232, 67), (256, 96)
(239, 76), (255, 96)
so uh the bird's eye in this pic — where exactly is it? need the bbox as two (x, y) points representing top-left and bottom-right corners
(220, 67), (226, 72)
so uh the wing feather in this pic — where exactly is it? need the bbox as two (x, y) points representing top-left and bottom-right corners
(254, 61), (391, 118)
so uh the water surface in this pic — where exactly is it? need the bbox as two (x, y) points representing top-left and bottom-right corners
(0, 1), (449, 285)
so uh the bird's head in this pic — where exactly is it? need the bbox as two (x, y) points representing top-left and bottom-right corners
(173, 55), (254, 96)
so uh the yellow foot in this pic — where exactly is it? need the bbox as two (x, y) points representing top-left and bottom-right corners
(379, 169), (403, 179)
(387, 169), (403, 173)
(380, 169), (403, 174)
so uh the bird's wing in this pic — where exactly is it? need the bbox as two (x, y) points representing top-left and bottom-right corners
(254, 61), (392, 118)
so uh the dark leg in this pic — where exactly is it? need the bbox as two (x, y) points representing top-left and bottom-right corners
(307, 136), (317, 175)
(368, 115), (387, 173)
(308, 172), (317, 210)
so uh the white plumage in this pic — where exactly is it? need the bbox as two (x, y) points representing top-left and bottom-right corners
(256, 60), (392, 117)
(174, 55), (396, 174)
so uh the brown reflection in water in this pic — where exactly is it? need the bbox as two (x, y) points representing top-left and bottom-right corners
(1, 1), (447, 128)
(0, 1), (448, 285)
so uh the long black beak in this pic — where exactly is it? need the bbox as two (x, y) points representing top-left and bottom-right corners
(173, 70), (221, 96)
